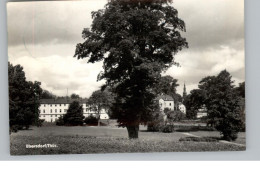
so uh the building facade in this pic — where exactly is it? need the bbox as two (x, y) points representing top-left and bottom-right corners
(156, 95), (175, 111)
(156, 94), (186, 114)
(39, 99), (109, 122)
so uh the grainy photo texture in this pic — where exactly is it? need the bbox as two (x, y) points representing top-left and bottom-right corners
(7, 0), (245, 155)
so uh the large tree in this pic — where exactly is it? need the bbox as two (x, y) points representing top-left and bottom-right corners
(74, 0), (188, 138)
(9, 62), (43, 132)
(198, 70), (243, 141)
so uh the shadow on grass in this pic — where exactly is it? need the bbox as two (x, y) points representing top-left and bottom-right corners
(179, 136), (220, 142)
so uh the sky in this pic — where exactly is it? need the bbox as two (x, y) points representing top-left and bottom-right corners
(7, 0), (245, 98)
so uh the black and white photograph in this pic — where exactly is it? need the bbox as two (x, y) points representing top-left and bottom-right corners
(7, 0), (245, 155)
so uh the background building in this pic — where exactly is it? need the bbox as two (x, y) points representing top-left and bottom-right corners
(156, 95), (175, 112)
(39, 98), (109, 122)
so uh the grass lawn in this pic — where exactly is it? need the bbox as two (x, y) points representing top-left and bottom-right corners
(10, 126), (246, 155)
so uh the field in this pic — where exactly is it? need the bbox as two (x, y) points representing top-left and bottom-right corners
(10, 125), (246, 155)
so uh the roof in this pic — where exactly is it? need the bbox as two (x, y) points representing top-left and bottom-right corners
(40, 98), (88, 104)
(155, 94), (174, 101)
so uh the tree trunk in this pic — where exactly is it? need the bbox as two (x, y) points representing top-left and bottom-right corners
(126, 125), (139, 139)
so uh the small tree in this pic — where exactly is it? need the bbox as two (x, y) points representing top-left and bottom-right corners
(63, 101), (84, 126)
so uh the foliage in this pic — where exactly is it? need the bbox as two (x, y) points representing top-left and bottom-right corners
(235, 82), (245, 98)
(155, 76), (179, 95)
(161, 124), (174, 133)
(41, 90), (56, 99)
(55, 116), (65, 126)
(70, 93), (80, 99)
(155, 75), (182, 108)
(33, 119), (45, 127)
(147, 109), (165, 132)
(9, 62), (43, 132)
(74, 0), (188, 139)
(87, 89), (114, 118)
(183, 89), (206, 119)
(63, 101), (85, 126)
(167, 110), (185, 122)
(198, 70), (243, 141)
(84, 115), (99, 126)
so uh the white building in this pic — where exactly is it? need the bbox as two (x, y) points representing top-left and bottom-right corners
(39, 98), (109, 122)
(155, 95), (175, 111)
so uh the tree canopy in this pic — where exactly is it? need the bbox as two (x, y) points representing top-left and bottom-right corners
(41, 90), (56, 99)
(87, 88), (114, 118)
(71, 93), (80, 99)
(198, 70), (243, 141)
(9, 62), (43, 132)
(74, 0), (188, 138)
(63, 101), (85, 126)
(183, 89), (206, 119)
(155, 75), (179, 95)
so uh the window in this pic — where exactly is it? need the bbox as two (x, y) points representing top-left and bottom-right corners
(51, 115), (52, 117)
(50, 109), (52, 113)
(55, 109), (57, 113)
(44, 104), (46, 107)
(55, 115), (57, 117)
(60, 109), (62, 113)
(64, 104), (66, 106)
(64, 109), (67, 112)
(39, 110), (41, 113)
(60, 104), (61, 106)
(170, 103), (171, 106)
(50, 104), (52, 107)
(55, 104), (57, 107)
(43, 109), (45, 113)
(43, 115), (45, 117)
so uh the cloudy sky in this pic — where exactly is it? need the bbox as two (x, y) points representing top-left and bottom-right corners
(7, 0), (244, 98)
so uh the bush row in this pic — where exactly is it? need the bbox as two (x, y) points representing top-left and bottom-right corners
(55, 114), (99, 126)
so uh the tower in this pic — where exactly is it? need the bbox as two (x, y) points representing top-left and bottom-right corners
(183, 83), (187, 100)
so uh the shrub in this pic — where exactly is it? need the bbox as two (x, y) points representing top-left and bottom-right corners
(216, 117), (242, 141)
(56, 116), (64, 126)
(84, 115), (98, 126)
(147, 112), (165, 132)
(167, 110), (186, 122)
(162, 124), (174, 133)
(34, 119), (45, 127)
